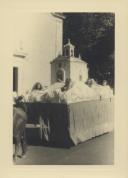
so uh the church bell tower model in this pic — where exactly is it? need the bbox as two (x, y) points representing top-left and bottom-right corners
(50, 39), (88, 84)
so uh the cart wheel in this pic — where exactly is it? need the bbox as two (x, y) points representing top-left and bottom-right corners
(39, 116), (43, 140)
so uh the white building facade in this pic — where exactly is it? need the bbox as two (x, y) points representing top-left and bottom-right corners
(13, 13), (64, 95)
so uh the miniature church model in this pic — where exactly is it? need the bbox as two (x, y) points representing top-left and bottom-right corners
(50, 39), (88, 84)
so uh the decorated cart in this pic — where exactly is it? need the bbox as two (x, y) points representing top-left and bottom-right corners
(25, 97), (114, 147)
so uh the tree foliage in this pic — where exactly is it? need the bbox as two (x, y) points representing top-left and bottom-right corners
(63, 13), (115, 88)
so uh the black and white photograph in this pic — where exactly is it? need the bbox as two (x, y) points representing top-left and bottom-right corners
(1, 0), (128, 177)
(12, 12), (115, 165)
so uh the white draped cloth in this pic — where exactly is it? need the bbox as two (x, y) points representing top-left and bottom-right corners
(23, 81), (113, 103)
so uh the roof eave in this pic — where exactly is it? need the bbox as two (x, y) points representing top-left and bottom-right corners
(51, 13), (66, 20)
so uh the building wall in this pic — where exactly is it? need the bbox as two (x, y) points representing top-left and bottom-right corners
(70, 61), (88, 82)
(13, 13), (63, 95)
(51, 58), (88, 84)
(51, 60), (70, 84)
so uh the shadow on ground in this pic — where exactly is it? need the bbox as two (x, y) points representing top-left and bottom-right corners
(14, 128), (114, 165)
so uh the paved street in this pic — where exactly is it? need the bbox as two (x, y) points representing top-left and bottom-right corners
(14, 130), (114, 165)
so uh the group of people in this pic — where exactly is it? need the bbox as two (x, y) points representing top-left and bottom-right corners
(13, 78), (113, 104)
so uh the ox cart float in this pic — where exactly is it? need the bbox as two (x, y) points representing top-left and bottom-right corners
(25, 98), (114, 147)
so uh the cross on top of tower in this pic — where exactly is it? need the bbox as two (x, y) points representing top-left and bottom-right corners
(68, 39), (71, 44)
(63, 39), (75, 57)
